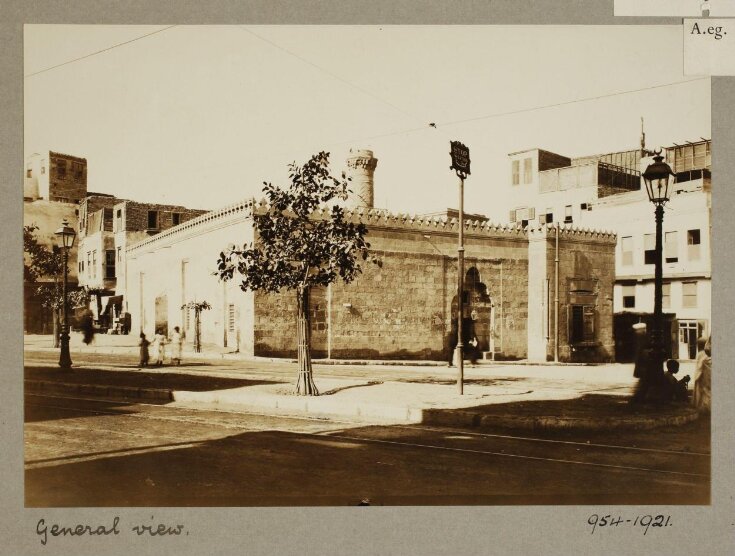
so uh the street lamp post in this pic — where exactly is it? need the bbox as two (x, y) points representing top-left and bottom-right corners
(450, 141), (471, 395)
(55, 219), (76, 370)
(642, 150), (675, 385)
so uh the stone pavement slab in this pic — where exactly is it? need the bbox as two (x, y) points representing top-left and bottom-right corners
(25, 359), (699, 431)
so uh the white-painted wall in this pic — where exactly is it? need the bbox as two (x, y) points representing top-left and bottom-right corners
(125, 203), (256, 353)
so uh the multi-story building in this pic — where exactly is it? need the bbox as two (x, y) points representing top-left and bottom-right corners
(501, 139), (711, 361)
(23, 151), (87, 333)
(25, 151), (88, 204)
(77, 195), (206, 330)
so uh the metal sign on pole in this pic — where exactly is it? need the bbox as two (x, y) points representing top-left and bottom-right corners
(450, 141), (470, 395)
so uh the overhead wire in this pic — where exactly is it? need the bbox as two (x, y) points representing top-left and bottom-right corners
(24, 25), (178, 78)
(24, 25), (710, 181)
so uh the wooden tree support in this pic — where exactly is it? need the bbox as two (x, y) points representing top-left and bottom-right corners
(294, 287), (319, 396)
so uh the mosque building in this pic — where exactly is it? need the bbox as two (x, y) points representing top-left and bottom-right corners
(123, 149), (617, 363)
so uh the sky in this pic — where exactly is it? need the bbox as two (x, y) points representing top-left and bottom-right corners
(24, 25), (711, 221)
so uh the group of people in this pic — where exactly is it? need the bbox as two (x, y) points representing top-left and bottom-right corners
(631, 322), (711, 412)
(138, 326), (184, 368)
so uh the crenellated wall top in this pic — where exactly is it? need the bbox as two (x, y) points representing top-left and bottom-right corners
(127, 197), (617, 255)
(126, 198), (256, 254)
(526, 223), (617, 243)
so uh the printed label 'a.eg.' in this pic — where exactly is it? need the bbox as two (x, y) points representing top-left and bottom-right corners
(684, 19), (735, 76)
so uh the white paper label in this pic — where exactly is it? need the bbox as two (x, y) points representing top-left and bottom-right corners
(684, 18), (735, 75)
(615, 0), (735, 17)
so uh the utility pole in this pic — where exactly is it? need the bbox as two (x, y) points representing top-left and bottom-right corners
(449, 141), (471, 395)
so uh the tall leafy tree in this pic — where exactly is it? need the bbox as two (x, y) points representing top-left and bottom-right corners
(216, 152), (378, 395)
(24, 225), (87, 344)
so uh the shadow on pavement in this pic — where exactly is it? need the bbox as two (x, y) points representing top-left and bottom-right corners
(25, 420), (709, 507)
(24, 397), (147, 423)
(422, 393), (696, 419)
(24, 366), (284, 392)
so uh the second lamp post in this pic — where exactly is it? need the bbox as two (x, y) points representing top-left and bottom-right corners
(642, 150), (675, 382)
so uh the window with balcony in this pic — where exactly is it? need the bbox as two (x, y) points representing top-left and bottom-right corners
(687, 229), (701, 261)
(622, 285), (635, 308)
(665, 231), (678, 263)
(644, 233), (655, 265)
(682, 281), (697, 308)
(621, 236), (633, 266)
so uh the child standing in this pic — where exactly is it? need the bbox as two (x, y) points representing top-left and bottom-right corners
(139, 332), (150, 368)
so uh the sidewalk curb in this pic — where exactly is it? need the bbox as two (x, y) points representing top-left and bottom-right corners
(25, 380), (173, 402)
(171, 389), (423, 424)
(422, 408), (701, 431)
(25, 346), (606, 367)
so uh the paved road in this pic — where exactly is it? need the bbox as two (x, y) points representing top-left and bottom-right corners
(25, 392), (709, 507)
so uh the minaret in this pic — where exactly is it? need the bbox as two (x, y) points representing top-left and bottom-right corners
(345, 149), (378, 209)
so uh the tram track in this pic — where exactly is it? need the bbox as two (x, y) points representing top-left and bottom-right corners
(25, 393), (709, 483)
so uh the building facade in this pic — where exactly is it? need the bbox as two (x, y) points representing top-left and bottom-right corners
(77, 195), (206, 330)
(500, 139), (712, 360)
(123, 150), (617, 363)
(25, 151), (88, 204)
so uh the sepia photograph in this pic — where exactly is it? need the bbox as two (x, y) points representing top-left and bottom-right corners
(23, 24), (712, 509)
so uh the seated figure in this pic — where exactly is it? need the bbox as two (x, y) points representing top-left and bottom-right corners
(664, 359), (690, 402)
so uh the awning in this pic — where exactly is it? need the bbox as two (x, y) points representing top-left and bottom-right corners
(101, 295), (123, 316)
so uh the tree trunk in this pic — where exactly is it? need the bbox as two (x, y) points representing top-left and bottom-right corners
(52, 309), (60, 348)
(295, 286), (318, 396)
(194, 311), (201, 353)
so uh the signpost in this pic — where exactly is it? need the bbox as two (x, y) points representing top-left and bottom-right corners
(450, 141), (470, 395)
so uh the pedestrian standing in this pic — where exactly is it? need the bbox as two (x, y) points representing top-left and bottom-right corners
(447, 322), (458, 367)
(693, 335), (711, 413)
(152, 328), (166, 366)
(170, 326), (183, 366)
(138, 332), (150, 368)
(630, 322), (652, 404)
(81, 308), (95, 345)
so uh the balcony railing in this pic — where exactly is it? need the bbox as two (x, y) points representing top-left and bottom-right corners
(539, 161), (640, 194)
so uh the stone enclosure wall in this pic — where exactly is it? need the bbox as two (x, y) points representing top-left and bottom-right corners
(253, 215), (530, 360)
